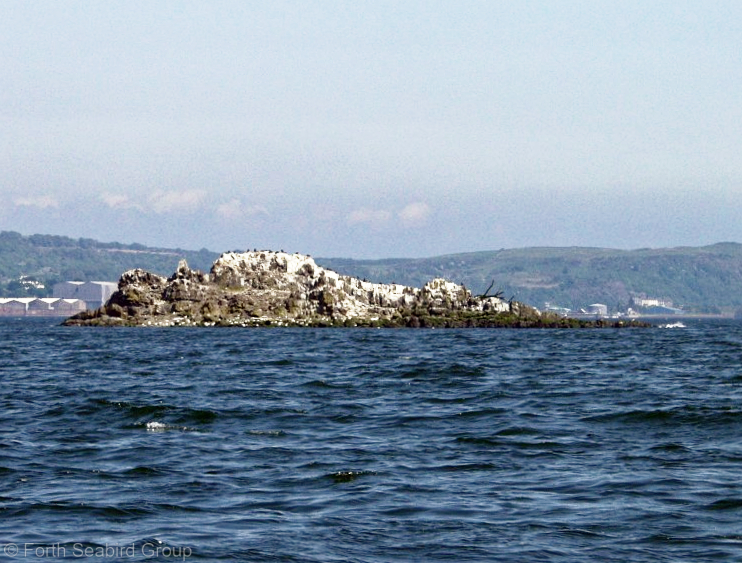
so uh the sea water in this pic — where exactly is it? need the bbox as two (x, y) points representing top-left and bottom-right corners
(2, 318), (742, 562)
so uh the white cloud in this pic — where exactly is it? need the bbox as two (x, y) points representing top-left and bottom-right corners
(100, 193), (137, 210)
(398, 202), (431, 227)
(13, 195), (59, 209)
(216, 199), (242, 220)
(100, 190), (208, 214)
(148, 190), (207, 214)
(347, 203), (433, 229)
(101, 192), (270, 218)
(347, 208), (393, 226)
(216, 199), (269, 220)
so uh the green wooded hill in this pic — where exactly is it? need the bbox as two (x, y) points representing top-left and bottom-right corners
(320, 243), (742, 314)
(3, 231), (741, 313)
(0, 231), (219, 297)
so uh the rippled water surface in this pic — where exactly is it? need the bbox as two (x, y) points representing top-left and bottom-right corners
(2, 318), (742, 561)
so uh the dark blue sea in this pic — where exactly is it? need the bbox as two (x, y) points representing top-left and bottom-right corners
(2, 318), (742, 562)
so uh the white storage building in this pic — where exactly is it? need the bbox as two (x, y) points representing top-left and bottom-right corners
(53, 281), (117, 310)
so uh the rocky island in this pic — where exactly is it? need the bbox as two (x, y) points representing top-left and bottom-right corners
(62, 250), (643, 328)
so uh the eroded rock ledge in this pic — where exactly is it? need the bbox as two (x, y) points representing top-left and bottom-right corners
(62, 251), (642, 328)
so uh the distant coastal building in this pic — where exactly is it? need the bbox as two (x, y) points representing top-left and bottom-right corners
(586, 303), (609, 317)
(643, 305), (684, 315)
(544, 304), (571, 316)
(630, 295), (674, 308)
(53, 281), (117, 310)
(0, 280), (116, 317)
(0, 298), (33, 316)
(0, 298), (87, 317)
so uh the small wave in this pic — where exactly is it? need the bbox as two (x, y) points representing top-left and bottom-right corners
(82, 399), (170, 419)
(150, 503), (204, 513)
(705, 498), (742, 511)
(174, 408), (218, 425)
(583, 406), (742, 426)
(12, 502), (153, 518)
(659, 322), (686, 328)
(143, 421), (198, 432)
(327, 470), (377, 483)
(454, 407), (508, 418)
(301, 379), (349, 389)
(455, 436), (567, 451)
(379, 506), (428, 516)
(123, 465), (170, 476)
(649, 442), (691, 453)
(395, 414), (445, 425)
(552, 526), (610, 539)
(88, 399), (219, 426)
(246, 429), (287, 437)
(446, 363), (487, 377)
(495, 426), (541, 436)
(435, 462), (498, 472)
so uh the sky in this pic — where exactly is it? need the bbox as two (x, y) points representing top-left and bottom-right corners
(1, 1), (741, 258)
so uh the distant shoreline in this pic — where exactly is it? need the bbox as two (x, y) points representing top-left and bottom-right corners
(569, 313), (735, 321)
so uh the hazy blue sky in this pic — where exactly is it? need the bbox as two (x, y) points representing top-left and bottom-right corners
(2, 1), (741, 258)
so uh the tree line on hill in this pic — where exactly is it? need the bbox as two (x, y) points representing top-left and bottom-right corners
(319, 243), (742, 315)
(0, 231), (218, 298)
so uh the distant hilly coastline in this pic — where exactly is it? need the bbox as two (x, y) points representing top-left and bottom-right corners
(319, 243), (742, 315)
(0, 231), (219, 298)
(1, 231), (741, 314)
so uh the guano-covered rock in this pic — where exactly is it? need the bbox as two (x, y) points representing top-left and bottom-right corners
(62, 250), (642, 328)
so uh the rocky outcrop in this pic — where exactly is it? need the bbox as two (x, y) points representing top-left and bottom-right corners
(62, 251), (640, 328)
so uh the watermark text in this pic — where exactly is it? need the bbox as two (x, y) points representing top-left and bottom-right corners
(1, 543), (192, 560)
